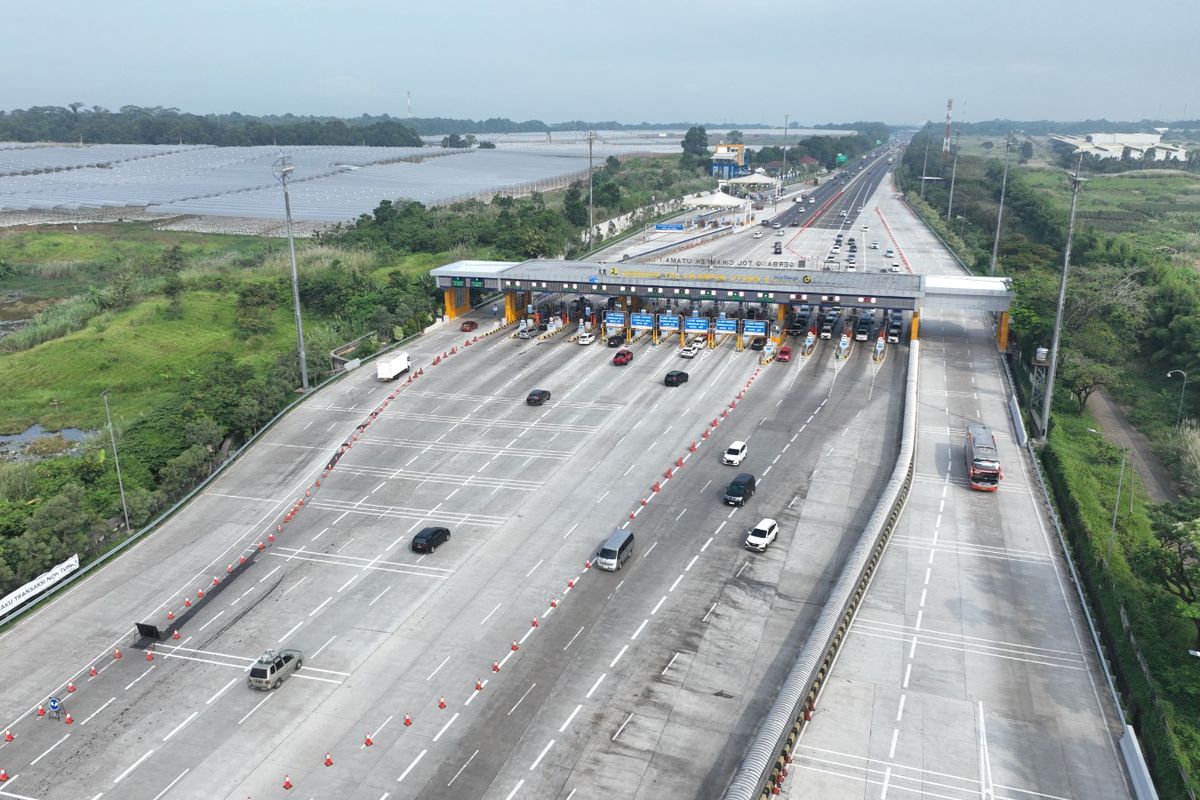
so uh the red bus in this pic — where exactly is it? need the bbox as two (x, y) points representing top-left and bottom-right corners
(965, 424), (1001, 491)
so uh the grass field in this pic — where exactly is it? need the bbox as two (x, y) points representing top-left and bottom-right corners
(0, 291), (296, 434)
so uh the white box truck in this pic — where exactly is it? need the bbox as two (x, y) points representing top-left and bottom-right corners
(376, 352), (411, 381)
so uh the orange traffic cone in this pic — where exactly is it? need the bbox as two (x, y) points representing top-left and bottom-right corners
(4, 730), (13, 742)
(492, 661), (500, 673)
(67, 682), (75, 693)
(36, 706), (45, 717)
(475, 679), (483, 692)
(89, 666), (97, 677)
(64, 713), (73, 725)
(114, 648), (122, 659)
(0, 768), (8, 781)
(511, 641), (519, 652)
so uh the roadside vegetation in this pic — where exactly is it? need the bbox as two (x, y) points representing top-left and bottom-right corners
(897, 126), (1200, 793)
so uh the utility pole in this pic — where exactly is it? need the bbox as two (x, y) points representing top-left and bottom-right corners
(1039, 157), (1086, 441)
(989, 130), (1014, 275)
(920, 135), (931, 200)
(782, 114), (789, 188)
(101, 390), (131, 533)
(946, 128), (960, 222)
(586, 131), (597, 251)
(272, 154), (309, 391)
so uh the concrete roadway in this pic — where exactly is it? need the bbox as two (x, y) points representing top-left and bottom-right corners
(0, 288), (907, 797)
(783, 172), (1133, 797)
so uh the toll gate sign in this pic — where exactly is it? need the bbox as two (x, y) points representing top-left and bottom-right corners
(743, 320), (768, 336)
(604, 311), (626, 328)
(658, 314), (680, 331)
(715, 318), (739, 334)
(684, 317), (710, 334)
(630, 313), (654, 330)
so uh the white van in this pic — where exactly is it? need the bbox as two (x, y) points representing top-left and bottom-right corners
(596, 529), (634, 571)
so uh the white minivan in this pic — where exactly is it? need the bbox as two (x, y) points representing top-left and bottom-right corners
(722, 440), (748, 466)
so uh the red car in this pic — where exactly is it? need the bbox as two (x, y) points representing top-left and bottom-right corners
(460, 320), (479, 332)
(612, 349), (633, 366)
(776, 346), (792, 362)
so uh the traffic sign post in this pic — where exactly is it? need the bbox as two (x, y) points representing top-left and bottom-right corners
(48, 696), (61, 720)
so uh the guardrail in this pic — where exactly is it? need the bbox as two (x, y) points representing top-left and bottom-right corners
(722, 341), (920, 800)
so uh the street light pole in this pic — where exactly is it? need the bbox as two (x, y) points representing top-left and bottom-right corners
(273, 155), (309, 391)
(101, 390), (131, 533)
(1106, 446), (1127, 565)
(587, 131), (596, 251)
(1168, 369), (1188, 427)
(946, 128), (960, 222)
(920, 135), (930, 200)
(989, 130), (1013, 276)
(1039, 157), (1086, 441)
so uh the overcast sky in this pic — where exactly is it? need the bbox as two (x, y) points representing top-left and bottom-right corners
(7, 0), (1197, 125)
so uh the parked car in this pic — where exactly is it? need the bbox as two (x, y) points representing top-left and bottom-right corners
(460, 320), (478, 332)
(612, 349), (633, 366)
(411, 526), (450, 553)
(526, 389), (551, 406)
(664, 370), (689, 386)
(248, 649), (303, 690)
(745, 518), (780, 552)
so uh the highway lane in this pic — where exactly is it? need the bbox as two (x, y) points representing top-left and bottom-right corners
(784, 168), (1133, 797)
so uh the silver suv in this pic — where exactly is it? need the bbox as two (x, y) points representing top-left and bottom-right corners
(248, 648), (303, 690)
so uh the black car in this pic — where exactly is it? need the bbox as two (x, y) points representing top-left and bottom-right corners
(412, 526), (451, 553)
(749, 337), (767, 350)
(607, 334), (626, 347)
(526, 389), (551, 406)
(664, 370), (689, 386)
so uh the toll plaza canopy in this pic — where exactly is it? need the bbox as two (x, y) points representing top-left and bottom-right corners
(431, 259), (1013, 314)
(681, 191), (751, 210)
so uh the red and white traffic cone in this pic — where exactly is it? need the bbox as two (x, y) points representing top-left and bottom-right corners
(89, 665), (97, 677)
(114, 648), (122, 659)
(172, 630), (180, 640)
(36, 706), (45, 717)
(492, 661), (500, 673)
(64, 713), (73, 725)
(475, 679), (484, 692)
(4, 729), (13, 742)
(282, 775), (293, 790)
(511, 641), (519, 652)
(324, 753), (333, 767)
(438, 697), (447, 709)
(67, 682), (75, 693)
(404, 714), (412, 727)
(0, 768), (8, 781)
(531, 618), (539, 628)
(364, 732), (374, 746)
(146, 650), (154, 662)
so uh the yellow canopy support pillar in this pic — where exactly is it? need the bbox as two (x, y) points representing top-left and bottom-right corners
(911, 309), (921, 340)
(443, 287), (469, 321)
(503, 292), (521, 325)
(775, 303), (787, 343)
(997, 311), (1010, 352)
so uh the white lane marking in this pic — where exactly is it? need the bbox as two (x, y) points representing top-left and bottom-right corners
(238, 694), (273, 725)
(902, 662), (912, 688)
(559, 704), (582, 733)
(206, 678), (238, 705)
(282, 576), (307, 595)
(508, 683), (537, 715)
(519, 626), (536, 645)
(311, 527), (330, 542)
(888, 727), (900, 758)
(197, 610), (225, 633)
(447, 749), (480, 787)
(596, 490), (610, 503)
(612, 713), (633, 742)
(162, 711), (198, 742)
(150, 768), (190, 800)
(433, 712), (459, 742)
(896, 694), (907, 722)
(735, 561), (749, 578)
(30, 732), (71, 765)
(562, 626), (585, 652)
(662, 652), (680, 675)
(373, 482), (386, 494)
(427, 655), (451, 681)
(79, 696), (116, 726)
(881, 766), (893, 798)
(685, 555), (699, 572)
(586, 673), (606, 699)
(643, 542), (658, 559)
(702, 602), (718, 622)
(651, 596), (667, 615)
(113, 749), (154, 784)
(700, 479), (712, 493)
(397, 749), (427, 783)
(675, 508), (687, 521)
(529, 739), (555, 771)
(669, 574), (683, 592)
(700, 536), (714, 553)
(622, 463), (636, 477)
(308, 597), (333, 617)
(631, 619), (648, 640)
(504, 780), (525, 800)
(312, 636), (336, 659)
(525, 559), (544, 577)
(124, 664), (156, 691)
(481, 602), (503, 625)
(764, 466), (772, 475)
(258, 565), (281, 584)
(464, 680), (488, 706)
(609, 645), (628, 668)
(369, 586), (392, 607)
(562, 522), (579, 539)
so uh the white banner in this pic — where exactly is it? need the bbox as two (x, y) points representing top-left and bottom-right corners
(0, 554), (80, 617)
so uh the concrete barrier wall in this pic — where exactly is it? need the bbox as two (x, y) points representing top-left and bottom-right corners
(721, 340), (920, 800)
